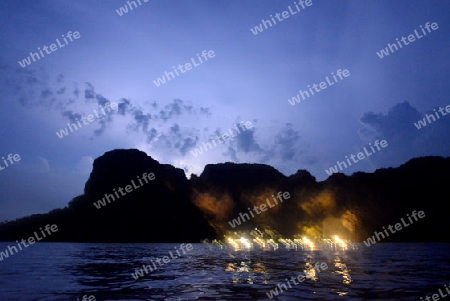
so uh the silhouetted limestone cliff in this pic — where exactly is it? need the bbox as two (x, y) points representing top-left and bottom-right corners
(0, 149), (215, 242)
(191, 156), (450, 242)
(0, 149), (449, 243)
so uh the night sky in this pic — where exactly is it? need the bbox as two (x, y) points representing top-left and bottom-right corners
(0, 0), (449, 222)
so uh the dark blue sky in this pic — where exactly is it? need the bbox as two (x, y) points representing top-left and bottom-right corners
(0, 0), (449, 221)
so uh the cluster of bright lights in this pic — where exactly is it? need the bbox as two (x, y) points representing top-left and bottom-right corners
(218, 230), (357, 251)
(333, 235), (348, 250)
(226, 237), (239, 249)
(239, 237), (252, 248)
(303, 237), (314, 249)
(224, 236), (253, 250)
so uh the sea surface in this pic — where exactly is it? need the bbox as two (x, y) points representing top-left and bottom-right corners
(0, 243), (449, 300)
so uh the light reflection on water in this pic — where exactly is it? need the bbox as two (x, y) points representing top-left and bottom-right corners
(0, 243), (449, 300)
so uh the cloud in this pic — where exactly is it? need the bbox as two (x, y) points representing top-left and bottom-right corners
(40, 88), (53, 98)
(272, 123), (301, 161)
(236, 125), (261, 153)
(93, 109), (116, 137)
(0, 60), (214, 143)
(117, 98), (131, 115)
(169, 124), (200, 156)
(62, 110), (82, 123)
(223, 146), (238, 162)
(179, 137), (198, 156)
(3, 61), (292, 169)
(359, 102), (421, 144)
(95, 94), (110, 107)
(112, 98), (212, 152)
(159, 99), (189, 121)
(358, 101), (450, 167)
(146, 128), (158, 143)
(262, 123), (315, 172)
(56, 74), (64, 83)
(199, 107), (212, 116)
(131, 109), (152, 133)
(73, 85), (80, 98)
(56, 87), (66, 94)
(153, 123), (200, 156)
(211, 122), (316, 175)
(84, 82), (95, 100)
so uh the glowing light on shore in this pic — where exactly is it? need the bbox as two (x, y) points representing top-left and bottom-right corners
(221, 228), (357, 251)
(227, 237), (239, 249)
(253, 237), (266, 248)
(303, 237), (315, 250)
(333, 235), (347, 250)
(240, 237), (252, 248)
(268, 239), (279, 250)
(279, 238), (296, 249)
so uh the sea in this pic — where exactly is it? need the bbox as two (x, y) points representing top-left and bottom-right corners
(0, 243), (449, 300)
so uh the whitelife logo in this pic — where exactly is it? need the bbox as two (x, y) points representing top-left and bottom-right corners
(266, 262), (328, 298)
(414, 104), (450, 129)
(77, 295), (96, 301)
(325, 140), (388, 176)
(420, 283), (450, 301)
(93, 172), (155, 209)
(190, 121), (252, 157)
(250, 0), (313, 35)
(376, 22), (439, 59)
(363, 210), (425, 247)
(131, 243), (193, 280)
(228, 191), (290, 228)
(115, 0), (149, 16)
(153, 50), (215, 87)
(18, 31), (81, 68)
(287, 69), (350, 106)
(0, 153), (21, 172)
(0, 224), (59, 262)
